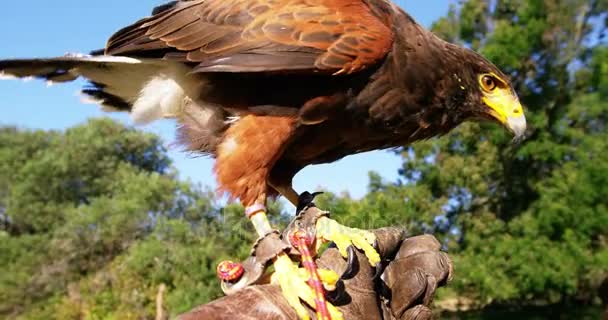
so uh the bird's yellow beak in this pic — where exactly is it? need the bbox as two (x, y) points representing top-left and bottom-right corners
(482, 89), (527, 140)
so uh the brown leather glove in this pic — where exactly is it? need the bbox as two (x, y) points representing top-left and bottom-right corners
(178, 227), (453, 320)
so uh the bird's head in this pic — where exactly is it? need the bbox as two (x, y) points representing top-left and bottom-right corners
(447, 48), (527, 141)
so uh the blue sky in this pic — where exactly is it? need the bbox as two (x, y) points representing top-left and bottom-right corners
(0, 0), (450, 201)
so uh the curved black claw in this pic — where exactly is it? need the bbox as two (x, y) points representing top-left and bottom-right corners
(340, 245), (359, 280)
(371, 238), (385, 280)
(371, 238), (386, 280)
(326, 279), (348, 305)
(373, 262), (384, 281)
(296, 191), (325, 213)
(373, 238), (380, 251)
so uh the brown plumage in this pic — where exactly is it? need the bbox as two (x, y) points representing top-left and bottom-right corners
(105, 0), (393, 74)
(0, 0), (527, 207)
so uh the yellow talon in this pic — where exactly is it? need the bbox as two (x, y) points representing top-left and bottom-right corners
(315, 216), (381, 266)
(296, 268), (339, 291)
(271, 254), (344, 320)
(317, 269), (340, 291)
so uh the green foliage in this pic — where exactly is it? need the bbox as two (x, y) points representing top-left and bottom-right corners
(315, 172), (444, 235)
(0, 119), (257, 319)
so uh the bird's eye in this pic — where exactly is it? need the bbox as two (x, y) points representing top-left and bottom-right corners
(481, 75), (497, 91)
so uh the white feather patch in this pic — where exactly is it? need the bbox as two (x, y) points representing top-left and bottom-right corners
(129, 64), (205, 124)
(131, 76), (185, 123)
(0, 72), (33, 82)
(0, 71), (17, 80)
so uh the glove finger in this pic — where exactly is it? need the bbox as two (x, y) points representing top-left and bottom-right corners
(421, 271), (437, 306)
(393, 251), (452, 286)
(383, 251), (452, 318)
(178, 285), (296, 320)
(440, 251), (454, 285)
(401, 305), (433, 320)
(317, 247), (383, 319)
(383, 267), (427, 317)
(396, 234), (442, 259)
(371, 227), (406, 259)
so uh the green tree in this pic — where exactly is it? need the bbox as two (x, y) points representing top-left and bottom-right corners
(0, 119), (267, 319)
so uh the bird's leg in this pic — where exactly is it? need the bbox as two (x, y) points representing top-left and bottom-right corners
(246, 203), (343, 320)
(268, 180), (299, 206)
(246, 203), (274, 237)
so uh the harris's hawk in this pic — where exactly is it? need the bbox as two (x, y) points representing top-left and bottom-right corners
(0, 1), (526, 319)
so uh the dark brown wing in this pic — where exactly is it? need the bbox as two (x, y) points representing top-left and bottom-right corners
(105, 0), (394, 74)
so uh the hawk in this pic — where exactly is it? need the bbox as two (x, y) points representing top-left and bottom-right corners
(0, 1), (526, 319)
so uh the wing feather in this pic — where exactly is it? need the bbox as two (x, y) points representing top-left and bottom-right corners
(105, 0), (394, 74)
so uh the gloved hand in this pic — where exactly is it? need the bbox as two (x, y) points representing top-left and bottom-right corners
(178, 227), (453, 320)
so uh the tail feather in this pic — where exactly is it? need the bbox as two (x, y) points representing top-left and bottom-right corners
(0, 58), (81, 82)
(81, 82), (132, 112)
(0, 55), (154, 111)
(0, 54), (201, 123)
(0, 53), (227, 153)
